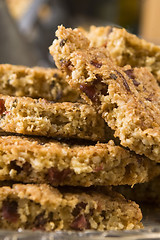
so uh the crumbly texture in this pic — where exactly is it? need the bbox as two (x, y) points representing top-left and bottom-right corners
(50, 25), (160, 162)
(116, 176), (160, 204)
(83, 26), (160, 83)
(80, 25), (112, 48)
(0, 64), (80, 102)
(0, 94), (109, 141)
(0, 135), (159, 186)
(107, 27), (160, 84)
(0, 183), (143, 231)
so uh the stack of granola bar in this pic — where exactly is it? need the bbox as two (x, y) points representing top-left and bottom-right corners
(0, 26), (160, 231)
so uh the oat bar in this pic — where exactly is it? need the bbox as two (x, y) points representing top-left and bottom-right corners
(0, 95), (109, 141)
(0, 184), (143, 230)
(50, 26), (160, 162)
(0, 135), (159, 186)
(0, 64), (80, 102)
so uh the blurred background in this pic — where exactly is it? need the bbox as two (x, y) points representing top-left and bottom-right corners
(0, 0), (159, 67)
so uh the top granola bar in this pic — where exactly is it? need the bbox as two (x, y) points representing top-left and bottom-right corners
(50, 25), (160, 162)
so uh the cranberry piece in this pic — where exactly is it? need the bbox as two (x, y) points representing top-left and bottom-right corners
(124, 69), (140, 87)
(2, 200), (19, 223)
(80, 84), (99, 103)
(0, 99), (5, 115)
(59, 39), (66, 47)
(70, 214), (90, 230)
(47, 167), (71, 185)
(90, 59), (102, 68)
(72, 202), (87, 217)
(109, 73), (117, 80)
(115, 70), (131, 92)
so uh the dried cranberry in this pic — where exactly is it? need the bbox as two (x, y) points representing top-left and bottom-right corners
(9, 161), (31, 175)
(34, 211), (47, 230)
(0, 99), (5, 115)
(132, 79), (140, 87)
(70, 214), (90, 230)
(110, 73), (117, 80)
(2, 200), (19, 222)
(95, 74), (103, 82)
(94, 75), (108, 95)
(22, 162), (32, 174)
(59, 39), (66, 47)
(47, 167), (71, 185)
(115, 70), (131, 92)
(59, 59), (72, 74)
(80, 84), (99, 103)
(9, 161), (22, 174)
(72, 202), (87, 217)
(90, 59), (102, 68)
(124, 69), (135, 80)
(94, 165), (104, 172)
(124, 69), (140, 87)
(100, 83), (109, 96)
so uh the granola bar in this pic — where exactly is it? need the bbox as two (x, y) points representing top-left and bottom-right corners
(0, 183), (142, 230)
(0, 135), (159, 186)
(50, 26), (160, 162)
(0, 95), (108, 141)
(0, 64), (80, 102)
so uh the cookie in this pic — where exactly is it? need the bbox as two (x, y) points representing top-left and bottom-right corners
(0, 135), (159, 186)
(0, 94), (109, 141)
(0, 183), (142, 230)
(83, 26), (160, 83)
(50, 26), (160, 162)
(0, 64), (80, 102)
